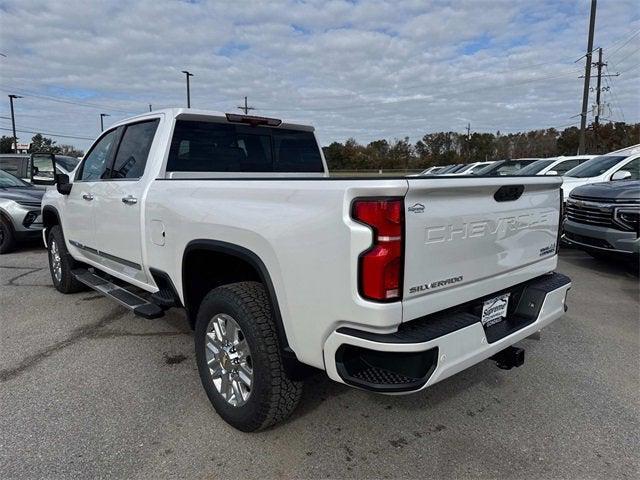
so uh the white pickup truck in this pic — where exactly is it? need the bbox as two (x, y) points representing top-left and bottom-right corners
(34, 108), (571, 431)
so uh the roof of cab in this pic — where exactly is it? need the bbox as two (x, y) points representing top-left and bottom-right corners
(111, 108), (314, 132)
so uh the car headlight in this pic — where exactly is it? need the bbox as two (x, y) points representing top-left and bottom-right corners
(613, 207), (640, 234)
(22, 210), (40, 227)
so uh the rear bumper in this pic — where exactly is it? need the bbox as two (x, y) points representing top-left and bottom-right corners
(323, 272), (571, 393)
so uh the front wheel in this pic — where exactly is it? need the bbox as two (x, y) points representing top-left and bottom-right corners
(0, 217), (16, 254)
(47, 225), (86, 293)
(195, 281), (303, 432)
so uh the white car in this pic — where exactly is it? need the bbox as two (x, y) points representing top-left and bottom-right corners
(561, 147), (640, 198)
(448, 161), (495, 175)
(410, 165), (445, 176)
(35, 108), (571, 431)
(515, 156), (594, 176)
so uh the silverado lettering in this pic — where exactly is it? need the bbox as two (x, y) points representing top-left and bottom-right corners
(409, 275), (464, 294)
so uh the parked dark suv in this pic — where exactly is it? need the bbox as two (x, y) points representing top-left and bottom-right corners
(563, 180), (639, 260)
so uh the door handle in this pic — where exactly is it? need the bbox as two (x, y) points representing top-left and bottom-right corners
(121, 195), (138, 205)
(82, 193), (94, 201)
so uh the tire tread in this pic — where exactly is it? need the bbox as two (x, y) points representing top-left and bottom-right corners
(196, 281), (302, 431)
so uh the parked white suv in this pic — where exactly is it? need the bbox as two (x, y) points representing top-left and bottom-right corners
(35, 108), (571, 431)
(515, 156), (594, 176)
(562, 148), (640, 197)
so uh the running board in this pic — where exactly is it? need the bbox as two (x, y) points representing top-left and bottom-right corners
(72, 269), (164, 319)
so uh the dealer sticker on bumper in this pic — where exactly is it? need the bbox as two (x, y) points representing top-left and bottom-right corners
(481, 293), (510, 327)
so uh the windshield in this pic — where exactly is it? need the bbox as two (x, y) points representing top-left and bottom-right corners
(564, 155), (628, 178)
(0, 169), (32, 188)
(55, 155), (80, 172)
(516, 159), (554, 175)
(468, 163), (490, 174)
(435, 165), (456, 174)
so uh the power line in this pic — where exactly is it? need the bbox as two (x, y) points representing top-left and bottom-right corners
(0, 85), (138, 114)
(607, 29), (640, 58)
(603, 65), (626, 123)
(0, 118), (97, 139)
(0, 126), (94, 141)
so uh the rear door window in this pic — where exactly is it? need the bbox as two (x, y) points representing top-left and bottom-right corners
(167, 120), (323, 173)
(110, 119), (160, 179)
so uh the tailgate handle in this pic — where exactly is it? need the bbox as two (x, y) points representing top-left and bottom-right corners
(494, 185), (524, 202)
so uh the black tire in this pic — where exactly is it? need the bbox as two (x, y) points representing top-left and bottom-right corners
(195, 281), (303, 432)
(0, 216), (16, 254)
(47, 225), (86, 293)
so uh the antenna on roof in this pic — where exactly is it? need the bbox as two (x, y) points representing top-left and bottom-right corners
(237, 96), (255, 115)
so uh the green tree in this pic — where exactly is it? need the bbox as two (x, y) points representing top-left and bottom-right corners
(0, 135), (14, 153)
(28, 133), (61, 154)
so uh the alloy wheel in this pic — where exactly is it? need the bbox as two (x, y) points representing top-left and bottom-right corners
(205, 313), (253, 407)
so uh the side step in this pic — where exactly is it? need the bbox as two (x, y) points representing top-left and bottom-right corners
(72, 269), (164, 319)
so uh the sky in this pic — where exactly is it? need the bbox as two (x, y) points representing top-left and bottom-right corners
(0, 0), (639, 151)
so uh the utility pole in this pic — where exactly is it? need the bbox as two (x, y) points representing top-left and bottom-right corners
(149, 104), (153, 112)
(593, 47), (604, 127)
(100, 113), (110, 132)
(237, 96), (255, 115)
(8, 94), (22, 153)
(465, 123), (471, 162)
(181, 70), (193, 108)
(578, 0), (597, 155)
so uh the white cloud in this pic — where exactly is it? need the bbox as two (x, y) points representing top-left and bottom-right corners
(0, 0), (638, 150)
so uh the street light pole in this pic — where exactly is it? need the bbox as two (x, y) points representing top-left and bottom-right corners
(100, 113), (110, 132)
(181, 70), (194, 108)
(8, 94), (22, 153)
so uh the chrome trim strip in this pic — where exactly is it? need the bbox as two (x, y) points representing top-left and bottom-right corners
(69, 240), (142, 270)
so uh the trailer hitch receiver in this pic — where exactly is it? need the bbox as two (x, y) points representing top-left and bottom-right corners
(490, 346), (525, 370)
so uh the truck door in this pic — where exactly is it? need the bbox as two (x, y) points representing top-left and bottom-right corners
(63, 128), (119, 260)
(90, 118), (160, 285)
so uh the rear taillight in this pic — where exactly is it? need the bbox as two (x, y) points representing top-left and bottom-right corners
(352, 198), (404, 302)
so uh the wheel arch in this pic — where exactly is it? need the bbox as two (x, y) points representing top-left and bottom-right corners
(42, 205), (62, 240)
(181, 239), (294, 357)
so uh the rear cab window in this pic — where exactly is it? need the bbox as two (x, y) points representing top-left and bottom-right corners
(166, 120), (324, 173)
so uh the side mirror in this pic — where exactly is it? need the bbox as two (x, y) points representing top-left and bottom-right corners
(56, 173), (72, 195)
(611, 170), (631, 181)
(545, 170), (558, 176)
(30, 153), (56, 185)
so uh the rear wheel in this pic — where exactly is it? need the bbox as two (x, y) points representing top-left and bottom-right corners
(47, 225), (86, 293)
(195, 281), (302, 431)
(0, 217), (16, 254)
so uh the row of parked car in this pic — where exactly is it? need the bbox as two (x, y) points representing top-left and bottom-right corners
(0, 147), (638, 259)
(0, 154), (80, 254)
(418, 145), (639, 260)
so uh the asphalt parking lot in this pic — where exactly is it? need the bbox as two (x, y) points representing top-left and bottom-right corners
(1, 247), (638, 480)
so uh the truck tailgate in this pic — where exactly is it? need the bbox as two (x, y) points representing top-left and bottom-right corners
(402, 176), (562, 320)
